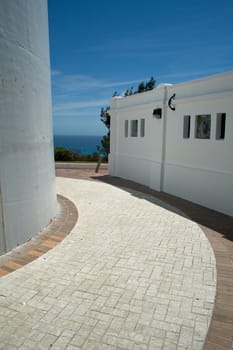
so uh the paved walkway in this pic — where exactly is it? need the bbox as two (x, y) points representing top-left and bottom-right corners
(0, 177), (217, 349)
(0, 195), (78, 277)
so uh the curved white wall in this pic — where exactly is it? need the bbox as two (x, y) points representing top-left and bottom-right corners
(0, 0), (57, 254)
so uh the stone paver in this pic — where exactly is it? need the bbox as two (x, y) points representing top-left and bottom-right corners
(0, 177), (217, 349)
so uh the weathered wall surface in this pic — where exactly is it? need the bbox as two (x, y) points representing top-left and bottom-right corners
(0, 0), (57, 253)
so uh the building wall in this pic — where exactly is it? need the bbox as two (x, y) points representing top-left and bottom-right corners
(0, 0), (57, 254)
(0, 185), (6, 254)
(109, 72), (233, 217)
(110, 87), (166, 190)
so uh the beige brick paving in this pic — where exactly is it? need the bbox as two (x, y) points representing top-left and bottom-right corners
(0, 178), (216, 349)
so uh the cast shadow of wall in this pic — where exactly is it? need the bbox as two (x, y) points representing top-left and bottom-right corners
(92, 175), (233, 244)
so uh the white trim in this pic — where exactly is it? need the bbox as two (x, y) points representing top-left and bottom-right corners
(176, 90), (233, 105)
(169, 70), (233, 88)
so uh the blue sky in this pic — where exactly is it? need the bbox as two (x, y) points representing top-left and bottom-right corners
(48, 0), (233, 136)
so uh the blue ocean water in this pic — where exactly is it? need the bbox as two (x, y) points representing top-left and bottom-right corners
(53, 135), (103, 155)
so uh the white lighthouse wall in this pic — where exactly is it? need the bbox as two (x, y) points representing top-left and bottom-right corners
(109, 72), (233, 217)
(0, 0), (57, 253)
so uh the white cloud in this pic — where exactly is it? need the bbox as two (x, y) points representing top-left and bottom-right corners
(51, 70), (149, 120)
(102, 79), (143, 88)
(53, 98), (108, 115)
(51, 70), (61, 77)
(52, 73), (100, 92)
(51, 70), (146, 93)
(53, 110), (97, 117)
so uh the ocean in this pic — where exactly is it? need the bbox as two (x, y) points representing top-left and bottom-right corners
(53, 135), (103, 155)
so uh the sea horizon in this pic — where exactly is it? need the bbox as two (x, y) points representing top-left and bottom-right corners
(53, 134), (104, 155)
(54, 133), (104, 136)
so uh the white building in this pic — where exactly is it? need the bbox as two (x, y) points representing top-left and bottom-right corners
(109, 71), (233, 217)
(0, 1), (57, 254)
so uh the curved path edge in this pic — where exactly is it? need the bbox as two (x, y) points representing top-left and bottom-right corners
(57, 177), (216, 349)
(93, 174), (233, 350)
(0, 194), (78, 277)
(117, 184), (233, 350)
(56, 166), (233, 350)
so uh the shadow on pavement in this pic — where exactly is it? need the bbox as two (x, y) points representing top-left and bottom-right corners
(93, 175), (233, 244)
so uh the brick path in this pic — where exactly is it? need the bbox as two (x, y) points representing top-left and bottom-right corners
(0, 165), (232, 349)
(0, 195), (78, 278)
(52, 167), (233, 349)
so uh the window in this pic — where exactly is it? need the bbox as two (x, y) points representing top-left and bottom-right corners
(131, 120), (138, 137)
(183, 115), (190, 138)
(195, 114), (211, 139)
(216, 113), (226, 140)
(125, 120), (128, 137)
(140, 119), (145, 137)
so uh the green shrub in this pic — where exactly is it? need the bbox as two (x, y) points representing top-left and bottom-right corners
(54, 147), (101, 162)
(54, 147), (74, 161)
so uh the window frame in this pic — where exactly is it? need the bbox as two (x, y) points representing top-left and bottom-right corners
(124, 120), (128, 138)
(130, 119), (138, 137)
(140, 118), (145, 137)
(195, 114), (211, 139)
(216, 113), (226, 140)
(183, 115), (191, 139)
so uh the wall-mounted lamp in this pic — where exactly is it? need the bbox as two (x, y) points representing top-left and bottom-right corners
(168, 93), (176, 111)
(153, 108), (162, 119)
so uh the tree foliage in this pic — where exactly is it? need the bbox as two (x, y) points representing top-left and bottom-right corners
(124, 76), (156, 96)
(54, 147), (74, 161)
(99, 76), (155, 161)
(145, 76), (156, 91)
(99, 106), (111, 161)
(138, 81), (146, 93)
(100, 106), (110, 130)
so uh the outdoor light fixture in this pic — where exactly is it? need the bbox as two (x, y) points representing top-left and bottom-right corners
(168, 93), (176, 111)
(153, 108), (162, 119)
